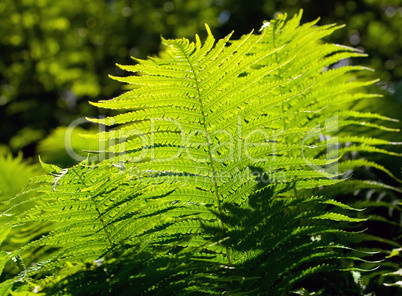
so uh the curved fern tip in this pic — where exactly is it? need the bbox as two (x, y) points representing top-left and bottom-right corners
(204, 23), (212, 36)
(360, 66), (376, 72)
(85, 116), (97, 123)
(38, 155), (49, 169)
(130, 56), (141, 62)
(108, 74), (117, 81)
(386, 117), (399, 123)
(87, 101), (98, 107)
(38, 156), (62, 174)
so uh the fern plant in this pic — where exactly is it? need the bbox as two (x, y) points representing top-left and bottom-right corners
(0, 152), (53, 279)
(1, 11), (401, 295)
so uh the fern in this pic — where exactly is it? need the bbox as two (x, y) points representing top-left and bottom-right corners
(1, 11), (401, 295)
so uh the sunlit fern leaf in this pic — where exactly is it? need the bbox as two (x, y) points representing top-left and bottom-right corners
(0, 153), (57, 289)
(1, 10), (401, 295)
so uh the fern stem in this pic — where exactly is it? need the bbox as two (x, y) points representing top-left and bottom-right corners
(272, 23), (288, 133)
(180, 45), (232, 266)
(91, 195), (114, 248)
(272, 21), (301, 200)
(71, 168), (114, 248)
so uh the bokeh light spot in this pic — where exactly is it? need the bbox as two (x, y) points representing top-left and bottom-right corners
(163, 2), (174, 12)
(122, 7), (132, 17)
(385, 7), (396, 18)
(218, 10), (231, 24)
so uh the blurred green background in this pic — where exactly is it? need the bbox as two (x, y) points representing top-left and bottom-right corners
(0, 0), (401, 166)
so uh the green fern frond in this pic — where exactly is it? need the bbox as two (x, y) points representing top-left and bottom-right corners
(1, 10), (401, 295)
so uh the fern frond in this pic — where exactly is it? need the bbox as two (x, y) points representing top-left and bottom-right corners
(2, 10), (401, 295)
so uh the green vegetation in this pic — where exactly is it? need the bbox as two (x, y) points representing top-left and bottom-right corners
(1, 0), (401, 158)
(0, 11), (401, 295)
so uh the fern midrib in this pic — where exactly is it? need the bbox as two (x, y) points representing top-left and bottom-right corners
(272, 22), (299, 198)
(272, 24), (288, 132)
(179, 45), (232, 265)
